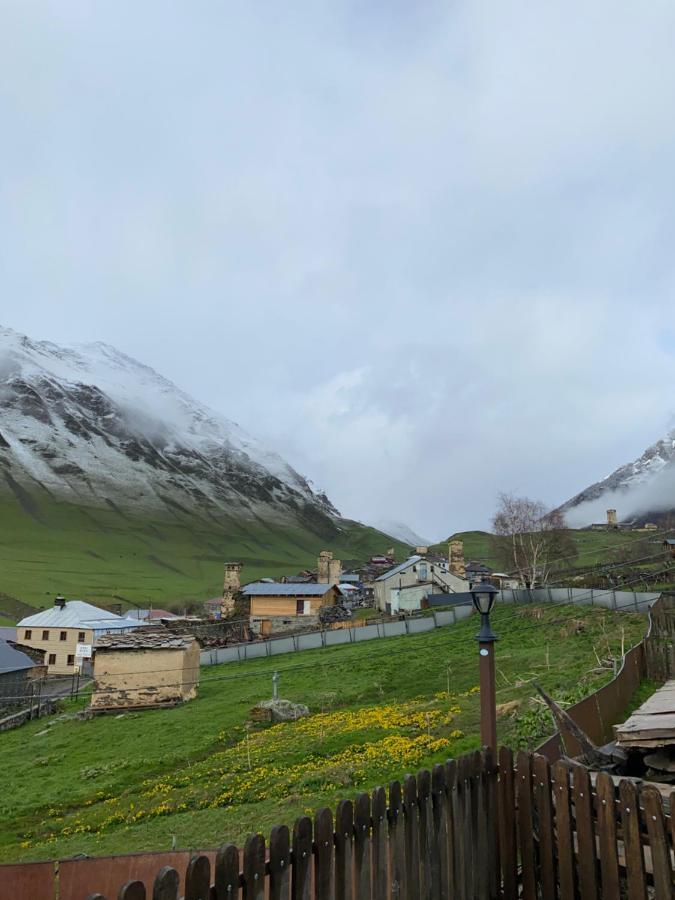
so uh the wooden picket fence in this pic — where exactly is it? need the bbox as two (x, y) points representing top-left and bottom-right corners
(85, 747), (674, 900)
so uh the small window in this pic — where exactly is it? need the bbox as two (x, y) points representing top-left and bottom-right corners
(60, 631), (67, 641)
(42, 630), (50, 641)
(48, 653), (56, 665)
(24, 629), (32, 640)
(78, 631), (85, 642)
(67, 654), (75, 667)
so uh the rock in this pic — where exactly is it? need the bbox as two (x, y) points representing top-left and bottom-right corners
(250, 699), (310, 723)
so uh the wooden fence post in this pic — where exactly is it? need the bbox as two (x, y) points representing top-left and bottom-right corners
(388, 780), (405, 899)
(335, 799), (354, 900)
(532, 755), (555, 900)
(291, 816), (312, 900)
(118, 883), (146, 900)
(242, 834), (265, 900)
(417, 768), (433, 900)
(443, 759), (457, 900)
(314, 808), (334, 900)
(497, 748), (516, 900)
(269, 825), (291, 900)
(430, 764), (446, 900)
(515, 751), (536, 900)
(152, 867), (180, 900)
(371, 787), (387, 900)
(619, 780), (647, 900)
(595, 772), (620, 899)
(353, 792), (371, 900)
(571, 765), (598, 900)
(214, 845), (241, 900)
(456, 754), (471, 900)
(185, 855), (211, 900)
(640, 786), (673, 899)
(552, 762), (575, 900)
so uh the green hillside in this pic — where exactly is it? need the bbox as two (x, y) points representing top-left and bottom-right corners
(0, 488), (410, 618)
(0, 603), (646, 862)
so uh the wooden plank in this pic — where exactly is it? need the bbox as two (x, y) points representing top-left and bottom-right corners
(670, 791), (675, 884)
(640, 787), (673, 900)
(482, 748), (499, 900)
(516, 750), (536, 900)
(533, 755), (555, 900)
(242, 834), (265, 900)
(269, 825), (291, 900)
(388, 780), (405, 900)
(214, 845), (241, 900)
(291, 817), (312, 900)
(119, 884), (146, 900)
(474, 751), (489, 900)
(152, 868), (180, 900)
(314, 808), (334, 900)
(619, 779), (647, 900)
(417, 768), (433, 900)
(403, 774), (420, 899)
(497, 747), (517, 900)
(353, 793), (371, 900)
(455, 755), (469, 900)
(595, 771), (620, 900)
(431, 764), (446, 900)
(571, 764), (598, 900)
(185, 855), (211, 900)
(443, 759), (457, 900)
(552, 762), (575, 900)
(335, 799), (354, 900)
(371, 787), (387, 900)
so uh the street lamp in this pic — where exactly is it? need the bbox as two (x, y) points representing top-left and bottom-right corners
(470, 580), (499, 754)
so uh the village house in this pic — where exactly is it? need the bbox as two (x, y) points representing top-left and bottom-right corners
(17, 597), (142, 676)
(0, 639), (46, 709)
(90, 630), (200, 711)
(663, 538), (675, 559)
(242, 582), (340, 635)
(374, 549), (469, 614)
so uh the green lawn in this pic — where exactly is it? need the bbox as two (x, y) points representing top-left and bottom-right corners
(0, 490), (410, 617)
(0, 603), (646, 863)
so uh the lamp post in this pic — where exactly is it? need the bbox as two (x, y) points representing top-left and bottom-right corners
(470, 580), (499, 754)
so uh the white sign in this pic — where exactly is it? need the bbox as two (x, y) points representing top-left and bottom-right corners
(75, 643), (92, 659)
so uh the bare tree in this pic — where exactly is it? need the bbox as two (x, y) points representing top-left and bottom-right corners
(490, 493), (576, 587)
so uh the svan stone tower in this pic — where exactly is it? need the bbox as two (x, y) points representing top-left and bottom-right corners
(222, 562), (242, 614)
(317, 550), (342, 585)
(449, 540), (466, 579)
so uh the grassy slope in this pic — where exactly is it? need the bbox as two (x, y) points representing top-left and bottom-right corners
(0, 490), (410, 615)
(0, 603), (646, 862)
(430, 529), (656, 570)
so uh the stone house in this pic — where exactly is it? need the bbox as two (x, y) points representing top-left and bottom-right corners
(241, 583), (340, 635)
(374, 555), (469, 613)
(90, 630), (200, 711)
(0, 640), (46, 709)
(17, 597), (142, 676)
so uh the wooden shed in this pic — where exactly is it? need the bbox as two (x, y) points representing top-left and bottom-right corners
(91, 630), (200, 711)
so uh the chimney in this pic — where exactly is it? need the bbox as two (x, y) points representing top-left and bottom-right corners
(607, 509), (617, 528)
(449, 541), (466, 579)
(317, 550), (333, 584)
(54, 595), (66, 610)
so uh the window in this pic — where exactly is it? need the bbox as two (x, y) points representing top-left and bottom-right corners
(78, 632), (85, 642)
(42, 630), (50, 641)
(60, 631), (67, 641)
(48, 653), (56, 665)
(418, 563), (428, 581)
(296, 599), (304, 615)
(24, 629), (32, 640)
(67, 654), (75, 667)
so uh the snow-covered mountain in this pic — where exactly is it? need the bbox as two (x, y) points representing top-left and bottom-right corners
(0, 325), (339, 522)
(370, 519), (430, 547)
(560, 427), (675, 526)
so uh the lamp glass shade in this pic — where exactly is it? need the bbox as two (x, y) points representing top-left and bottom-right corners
(470, 581), (498, 615)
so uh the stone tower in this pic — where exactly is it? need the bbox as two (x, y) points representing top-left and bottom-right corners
(317, 550), (333, 584)
(222, 562), (242, 614)
(607, 509), (617, 528)
(449, 540), (466, 579)
(327, 557), (342, 586)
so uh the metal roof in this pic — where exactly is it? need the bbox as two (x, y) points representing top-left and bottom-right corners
(242, 583), (337, 596)
(18, 600), (124, 629)
(375, 556), (422, 582)
(0, 639), (38, 673)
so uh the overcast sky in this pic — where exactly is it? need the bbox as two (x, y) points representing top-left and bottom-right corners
(3, 2), (675, 541)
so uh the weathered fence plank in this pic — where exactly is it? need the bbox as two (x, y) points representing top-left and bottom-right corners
(641, 786), (673, 900)
(388, 780), (405, 899)
(403, 774), (420, 899)
(417, 768), (433, 900)
(269, 825), (291, 900)
(516, 750), (536, 900)
(497, 747), (517, 900)
(371, 787), (387, 900)
(214, 845), (240, 900)
(473, 751), (489, 900)
(572, 764), (598, 900)
(456, 754), (471, 900)
(553, 762), (575, 900)
(119, 883), (146, 900)
(185, 855), (211, 900)
(595, 772), (620, 899)
(533, 755), (556, 900)
(443, 759), (458, 900)
(335, 799), (354, 900)
(314, 808), (334, 900)
(430, 764), (446, 900)
(482, 749), (499, 900)
(353, 792), (371, 900)
(619, 779), (647, 900)
(152, 867), (180, 900)
(291, 817), (312, 900)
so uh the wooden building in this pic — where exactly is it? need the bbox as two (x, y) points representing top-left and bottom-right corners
(241, 583), (340, 635)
